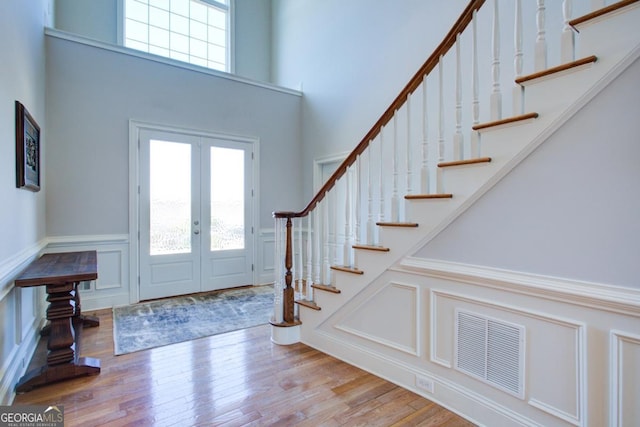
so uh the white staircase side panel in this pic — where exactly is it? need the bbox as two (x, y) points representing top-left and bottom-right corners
(297, 6), (640, 426)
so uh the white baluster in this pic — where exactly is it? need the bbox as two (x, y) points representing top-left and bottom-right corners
(454, 33), (464, 161)
(355, 155), (361, 245)
(343, 167), (352, 267)
(391, 112), (400, 222)
(322, 196), (330, 284)
(561, 0), (575, 63)
(306, 214), (313, 300)
(513, 0), (524, 116)
(379, 126), (386, 225)
(420, 74), (430, 193)
(273, 218), (283, 323)
(314, 204), (321, 285)
(367, 143), (375, 245)
(535, 0), (548, 71)
(491, 0), (502, 121)
(332, 185), (339, 270)
(297, 217), (303, 295)
(406, 94), (413, 196)
(436, 55), (445, 194)
(471, 9), (480, 158)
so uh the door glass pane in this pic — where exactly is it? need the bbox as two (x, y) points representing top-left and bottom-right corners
(210, 146), (244, 251)
(150, 140), (191, 255)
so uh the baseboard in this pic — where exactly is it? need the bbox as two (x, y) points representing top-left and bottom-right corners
(303, 330), (535, 427)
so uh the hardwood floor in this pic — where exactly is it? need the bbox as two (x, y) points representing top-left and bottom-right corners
(13, 309), (475, 426)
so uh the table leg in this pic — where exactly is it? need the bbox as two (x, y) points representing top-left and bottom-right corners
(15, 282), (100, 393)
(72, 281), (100, 328)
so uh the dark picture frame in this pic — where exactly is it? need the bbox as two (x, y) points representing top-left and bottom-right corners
(15, 101), (41, 192)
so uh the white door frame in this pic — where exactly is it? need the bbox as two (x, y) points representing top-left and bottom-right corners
(128, 120), (259, 303)
(313, 151), (349, 192)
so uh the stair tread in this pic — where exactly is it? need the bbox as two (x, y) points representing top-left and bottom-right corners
(438, 157), (491, 168)
(311, 284), (341, 294)
(405, 193), (453, 200)
(376, 222), (419, 227)
(330, 265), (364, 274)
(516, 56), (598, 85)
(472, 113), (539, 131)
(295, 299), (321, 311)
(352, 244), (390, 252)
(569, 0), (639, 29)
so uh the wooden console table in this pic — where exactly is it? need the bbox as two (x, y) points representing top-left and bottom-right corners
(15, 251), (100, 393)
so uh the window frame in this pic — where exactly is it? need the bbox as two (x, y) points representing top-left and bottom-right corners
(117, 0), (235, 74)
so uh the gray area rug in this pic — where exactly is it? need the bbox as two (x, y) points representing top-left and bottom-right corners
(113, 285), (273, 355)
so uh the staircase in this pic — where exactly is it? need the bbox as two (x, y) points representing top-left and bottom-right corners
(272, 1), (640, 425)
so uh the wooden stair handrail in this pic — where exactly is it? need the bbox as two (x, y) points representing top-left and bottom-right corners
(274, 0), (486, 220)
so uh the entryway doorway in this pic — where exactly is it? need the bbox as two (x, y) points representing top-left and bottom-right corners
(135, 126), (256, 301)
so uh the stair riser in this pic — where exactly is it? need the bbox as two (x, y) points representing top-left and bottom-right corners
(574, 3), (640, 59)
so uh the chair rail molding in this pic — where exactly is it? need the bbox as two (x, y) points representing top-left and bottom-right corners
(397, 257), (640, 317)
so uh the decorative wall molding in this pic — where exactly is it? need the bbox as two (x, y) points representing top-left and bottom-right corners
(334, 281), (420, 356)
(44, 28), (302, 97)
(0, 240), (47, 405)
(399, 257), (640, 317)
(431, 288), (586, 425)
(45, 234), (130, 310)
(259, 228), (275, 285)
(0, 239), (48, 301)
(610, 329), (640, 427)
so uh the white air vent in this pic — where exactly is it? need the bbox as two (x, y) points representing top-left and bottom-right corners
(455, 310), (525, 398)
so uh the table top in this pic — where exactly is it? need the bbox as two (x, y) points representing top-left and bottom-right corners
(15, 251), (97, 287)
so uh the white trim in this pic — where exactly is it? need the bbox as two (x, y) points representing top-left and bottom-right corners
(334, 281), (420, 356)
(46, 234), (129, 246)
(313, 151), (350, 192)
(610, 329), (640, 427)
(44, 27), (301, 97)
(0, 240), (48, 301)
(399, 257), (640, 317)
(0, 320), (41, 405)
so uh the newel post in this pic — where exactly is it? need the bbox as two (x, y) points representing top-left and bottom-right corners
(271, 212), (301, 345)
(283, 217), (295, 323)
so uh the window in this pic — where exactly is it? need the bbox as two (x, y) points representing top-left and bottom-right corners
(123, 0), (231, 72)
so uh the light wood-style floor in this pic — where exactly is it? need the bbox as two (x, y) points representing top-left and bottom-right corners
(13, 309), (474, 426)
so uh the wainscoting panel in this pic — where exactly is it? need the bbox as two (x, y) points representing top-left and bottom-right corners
(610, 330), (640, 426)
(335, 282), (420, 356)
(95, 250), (124, 290)
(259, 229), (275, 285)
(431, 289), (584, 425)
(46, 235), (130, 310)
(0, 240), (46, 405)
(302, 258), (640, 426)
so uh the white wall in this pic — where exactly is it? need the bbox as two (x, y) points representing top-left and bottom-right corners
(0, 0), (49, 405)
(271, 0), (468, 204)
(45, 33), (301, 235)
(415, 56), (640, 290)
(53, 0), (272, 82)
(234, 0), (272, 82)
(54, 0), (118, 44)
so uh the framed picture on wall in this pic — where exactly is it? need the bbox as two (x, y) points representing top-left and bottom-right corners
(15, 100), (41, 192)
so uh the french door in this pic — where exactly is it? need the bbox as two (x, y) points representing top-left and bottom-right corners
(138, 128), (254, 300)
